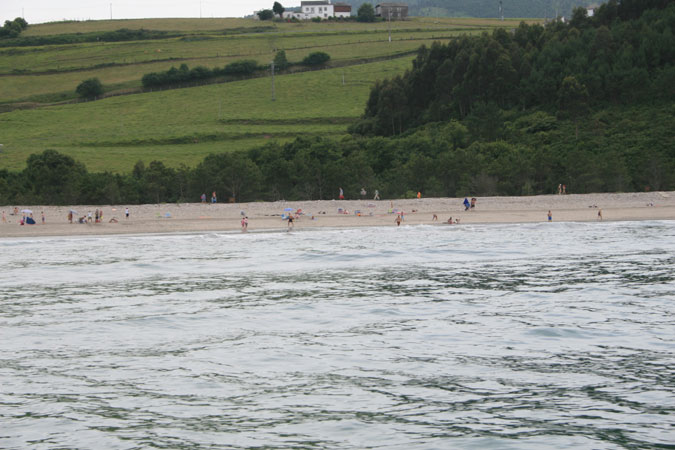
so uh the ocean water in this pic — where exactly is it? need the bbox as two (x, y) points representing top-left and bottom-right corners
(1, 221), (674, 449)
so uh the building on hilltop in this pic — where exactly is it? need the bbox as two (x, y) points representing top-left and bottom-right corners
(281, 1), (352, 20)
(375, 3), (409, 20)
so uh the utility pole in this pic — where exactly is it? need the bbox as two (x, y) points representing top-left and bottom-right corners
(342, 71), (345, 86)
(270, 61), (276, 101)
(499, 1), (504, 21)
(200, 1), (202, 19)
(388, 10), (392, 43)
(110, 3), (112, 20)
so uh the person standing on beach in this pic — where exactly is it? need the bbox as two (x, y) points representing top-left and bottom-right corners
(598, 209), (603, 221)
(395, 215), (402, 226)
(548, 210), (552, 222)
(212, 191), (217, 203)
(373, 189), (380, 200)
(41, 211), (45, 224)
(360, 187), (366, 198)
(287, 215), (294, 229)
(562, 185), (567, 194)
(339, 187), (344, 200)
(2, 211), (6, 223)
(201, 193), (206, 203)
(125, 207), (130, 219)
(417, 191), (421, 199)
(463, 198), (470, 211)
(558, 184), (562, 195)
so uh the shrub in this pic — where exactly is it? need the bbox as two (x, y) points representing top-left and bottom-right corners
(257, 9), (274, 20)
(76, 78), (104, 99)
(302, 51), (330, 66)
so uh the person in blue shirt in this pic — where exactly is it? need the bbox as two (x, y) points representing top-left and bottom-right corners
(463, 198), (470, 211)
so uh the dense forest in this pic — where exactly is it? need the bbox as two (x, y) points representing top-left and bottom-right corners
(1, 0), (673, 205)
(341, 0), (593, 19)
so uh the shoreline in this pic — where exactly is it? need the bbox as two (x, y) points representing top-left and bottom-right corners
(1, 192), (673, 239)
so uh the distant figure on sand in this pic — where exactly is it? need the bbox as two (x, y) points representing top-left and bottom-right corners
(558, 184), (562, 195)
(1, 211), (6, 223)
(432, 214), (438, 221)
(201, 193), (206, 203)
(562, 184), (567, 194)
(417, 191), (421, 199)
(360, 187), (366, 198)
(287, 215), (294, 229)
(373, 190), (380, 200)
(447, 217), (453, 224)
(241, 216), (248, 231)
(470, 198), (476, 209)
(395, 215), (402, 226)
(125, 207), (130, 219)
(212, 191), (217, 203)
(598, 209), (603, 221)
(41, 211), (45, 224)
(463, 198), (470, 211)
(548, 210), (552, 222)
(339, 187), (344, 200)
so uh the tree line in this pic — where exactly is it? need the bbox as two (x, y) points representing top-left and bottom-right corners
(140, 52), (330, 89)
(0, 27), (175, 47)
(350, 0), (674, 137)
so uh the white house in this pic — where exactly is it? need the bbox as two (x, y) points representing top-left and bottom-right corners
(302, 0), (334, 19)
(282, 1), (351, 20)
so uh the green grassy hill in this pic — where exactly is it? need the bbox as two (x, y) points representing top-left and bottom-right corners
(0, 17), (530, 172)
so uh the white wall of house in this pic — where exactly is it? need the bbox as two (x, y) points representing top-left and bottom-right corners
(302, 3), (334, 19)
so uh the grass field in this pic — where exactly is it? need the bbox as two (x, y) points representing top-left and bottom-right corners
(0, 16), (535, 173)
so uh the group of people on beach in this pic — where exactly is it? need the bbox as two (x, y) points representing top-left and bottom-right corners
(2, 207), (44, 225)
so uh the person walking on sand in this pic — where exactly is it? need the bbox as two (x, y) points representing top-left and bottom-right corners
(360, 187), (366, 198)
(201, 193), (206, 203)
(417, 191), (421, 199)
(287, 215), (294, 229)
(395, 215), (402, 226)
(211, 191), (217, 203)
(41, 211), (45, 224)
(463, 197), (470, 211)
(558, 184), (562, 195)
(125, 207), (130, 219)
(432, 214), (438, 221)
(548, 210), (552, 222)
(2, 211), (6, 223)
(339, 187), (344, 200)
(598, 209), (603, 221)
(373, 189), (380, 200)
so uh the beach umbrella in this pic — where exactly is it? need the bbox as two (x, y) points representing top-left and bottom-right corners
(21, 209), (32, 214)
(284, 207), (293, 211)
(69, 209), (77, 214)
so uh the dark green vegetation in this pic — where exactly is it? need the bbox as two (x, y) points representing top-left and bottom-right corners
(0, 17), (28, 38)
(76, 78), (104, 99)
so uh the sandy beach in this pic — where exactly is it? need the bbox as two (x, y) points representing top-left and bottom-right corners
(1, 192), (673, 238)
